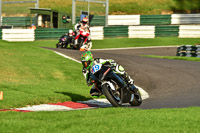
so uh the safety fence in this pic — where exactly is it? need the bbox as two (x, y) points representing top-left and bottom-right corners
(35, 28), (69, 40)
(1, 25), (200, 41)
(179, 25), (200, 38)
(177, 45), (200, 57)
(90, 27), (104, 40)
(104, 26), (128, 38)
(140, 15), (171, 25)
(76, 16), (105, 26)
(155, 26), (179, 37)
(171, 14), (200, 25)
(2, 17), (36, 28)
(108, 15), (140, 26)
(128, 26), (155, 38)
(2, 29), (35, 42)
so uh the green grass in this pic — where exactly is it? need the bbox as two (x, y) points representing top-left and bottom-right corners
(0, 38), (200, 132)
(142, 55), (200, 62)
(3, 0), (200, 17)
(0, 107), (200, 133)
(0, 40), (91, 109)
(0, 0), (177, 15)
(92, 37), (200, 49)
(1, 37), (199, 108)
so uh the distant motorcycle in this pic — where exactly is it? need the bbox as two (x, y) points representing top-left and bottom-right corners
(89, 63), (142, 107)
(56, 35), (68, 48)
(74, 27), (92, 51)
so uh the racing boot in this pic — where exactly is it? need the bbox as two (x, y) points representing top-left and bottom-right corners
(90, 85), (102, 97)
(74, 39), (78, 45)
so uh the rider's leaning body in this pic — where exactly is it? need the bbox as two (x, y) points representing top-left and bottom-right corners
(81, 51), (137, 97)
(74, 17), (91, 45)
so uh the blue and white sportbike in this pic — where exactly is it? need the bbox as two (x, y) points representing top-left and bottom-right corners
(90, 63), (142, 107)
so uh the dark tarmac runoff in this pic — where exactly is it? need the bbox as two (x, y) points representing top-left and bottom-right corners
(46, 46), (200, 109)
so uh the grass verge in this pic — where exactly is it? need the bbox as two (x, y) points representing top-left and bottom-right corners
(0, 38), (200, 132)
(92, 37), (200, 49)
(1, 37), (199, 109)
(0, 107), (200, 133)
(142, 55), (200, 62)
(0, 40), (91, 109)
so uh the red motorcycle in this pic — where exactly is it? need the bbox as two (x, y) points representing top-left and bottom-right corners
(74, 27), (92, 51)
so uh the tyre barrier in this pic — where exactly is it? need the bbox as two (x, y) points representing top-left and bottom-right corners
(176, 45), (200, 57)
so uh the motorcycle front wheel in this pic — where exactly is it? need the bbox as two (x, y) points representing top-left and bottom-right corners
(56, 43), (62, 48)
(102, 83), (122, 107)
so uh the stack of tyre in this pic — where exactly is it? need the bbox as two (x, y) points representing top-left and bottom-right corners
(176, 45), (200, 57)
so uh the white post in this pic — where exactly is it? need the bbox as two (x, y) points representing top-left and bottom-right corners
(105, 0), (109, 26)
(72, 0), (76, 25)
(35, 0), (39, 8)
(88, 0), (90, 23)
(0, 0), (2, 27)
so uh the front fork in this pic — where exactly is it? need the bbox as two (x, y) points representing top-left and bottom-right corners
(106, 71), (127, 104)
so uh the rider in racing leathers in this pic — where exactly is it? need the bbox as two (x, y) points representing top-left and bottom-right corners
(74, 17), (91, 46)
(81, 51), (137, 97)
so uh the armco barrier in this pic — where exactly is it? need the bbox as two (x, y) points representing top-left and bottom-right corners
(179, 25), (200, 38)
(171, 14), (200, 25)
(90, 27), (104, 40)
(155, 26), (179, 37)
(104, 26), (128, 38)
(108, 15), (140, 26)
(35, 29), (68, 40)
(2, 25), (200, 41)
(128, 26), (155, 38)
(2, 17), (36, 28)
(2, 29), (35, 42)
(90, 16), (105, 26)
(140, 15), (171, 25)
(76, 16), (105, 26)
(176, 45), (200, 57)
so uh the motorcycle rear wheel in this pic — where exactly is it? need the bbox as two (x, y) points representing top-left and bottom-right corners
(129, 89), (142, 106)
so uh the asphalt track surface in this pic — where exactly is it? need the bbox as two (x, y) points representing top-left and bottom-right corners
(46, 47), (200, 109)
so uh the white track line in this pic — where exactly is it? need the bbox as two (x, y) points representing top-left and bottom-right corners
(54, 51), (149, 100)
(54, 51), (81, 63)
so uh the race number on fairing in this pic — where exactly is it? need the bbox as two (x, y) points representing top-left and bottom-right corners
(92, 64), (102, 73)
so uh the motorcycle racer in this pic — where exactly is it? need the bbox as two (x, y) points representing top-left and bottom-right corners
(74, 17), (91, 47)
(81, 51), (137, 97)
(66, 29), (75, 47)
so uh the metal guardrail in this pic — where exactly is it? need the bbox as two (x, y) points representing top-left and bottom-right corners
(155, 26), (179, 37)
(176, 45), (200, 57)
(104, 26), (128, 38)
(2, 17), (36, 27)
(171, 14), (200, 25)
(76, 16), (105, 26)
(2, 29), (35, 42)
(140, 15), (171, 25)
(179, 25), (200, 38)
(35, 28), (69, 40)
(108, 15), (140, 26)
(128, 26), (155, 38)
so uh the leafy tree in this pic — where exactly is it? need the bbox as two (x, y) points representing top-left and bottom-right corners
(172, 0), (200, 13)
